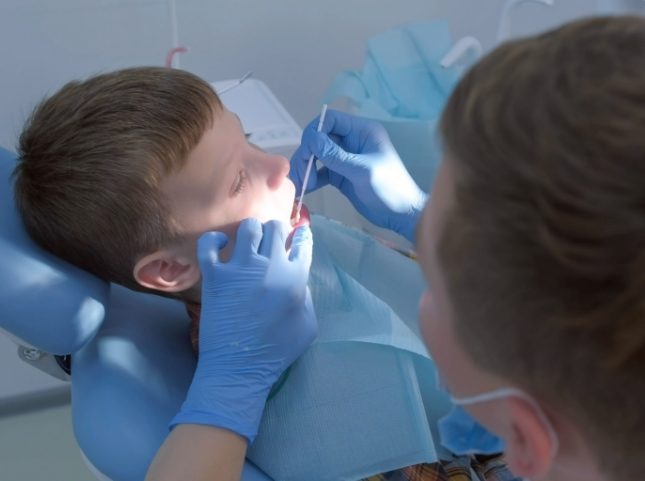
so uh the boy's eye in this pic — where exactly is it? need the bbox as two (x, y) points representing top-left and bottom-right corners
(232, 170), (247, 196)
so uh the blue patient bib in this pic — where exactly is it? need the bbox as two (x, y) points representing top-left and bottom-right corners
(247, 216), (452, 481)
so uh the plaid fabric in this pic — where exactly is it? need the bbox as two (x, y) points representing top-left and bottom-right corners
(364, 462), (447, 481)
(186, 304), (519, 481)
(470, 455), (522, 481)
(363, 456), (521, 481)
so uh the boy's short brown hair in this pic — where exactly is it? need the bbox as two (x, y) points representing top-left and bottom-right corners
(14, 67), (221, 291)
(439, 16), (645, 478)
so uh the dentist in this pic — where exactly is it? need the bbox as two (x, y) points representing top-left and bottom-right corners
(290, 17), (643, 481)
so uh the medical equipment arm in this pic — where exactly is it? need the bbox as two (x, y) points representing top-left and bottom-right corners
(290, 110), (427, 243)
(147, 220), (316, 481)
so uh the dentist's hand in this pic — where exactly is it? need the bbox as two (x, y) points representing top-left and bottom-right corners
(290, 110), (427, 242)
(170, 219), (316, 443)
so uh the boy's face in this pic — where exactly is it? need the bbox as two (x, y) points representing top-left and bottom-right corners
(134, 107), (297, 297)
(164, 107), (296, 256)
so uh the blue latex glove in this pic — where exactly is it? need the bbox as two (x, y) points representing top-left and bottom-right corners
(290, 110), (427, 242)
(170, 219), (317, 443)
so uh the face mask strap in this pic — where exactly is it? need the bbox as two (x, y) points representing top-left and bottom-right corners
(450, 387), (525, 406)
(451, 387), (560, 460)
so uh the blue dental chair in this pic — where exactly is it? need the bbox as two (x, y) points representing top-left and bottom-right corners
(0, 146), (272, 481)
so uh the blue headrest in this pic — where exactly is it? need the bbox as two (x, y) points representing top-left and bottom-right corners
(0, 147), (109, 354)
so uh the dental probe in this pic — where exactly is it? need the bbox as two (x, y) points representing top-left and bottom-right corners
(216, 71), (253, 95)
(294, 103), (328, 223)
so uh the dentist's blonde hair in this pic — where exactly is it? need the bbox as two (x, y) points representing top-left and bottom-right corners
(439, 16), (645, 479)
(14, 67), (221, 292)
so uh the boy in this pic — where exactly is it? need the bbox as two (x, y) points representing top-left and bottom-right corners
(13, 67), (515, 480)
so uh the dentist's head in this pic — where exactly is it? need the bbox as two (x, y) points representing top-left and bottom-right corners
(416, 16), (645, 481)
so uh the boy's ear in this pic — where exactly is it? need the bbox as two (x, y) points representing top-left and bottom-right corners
(503, 396), (557, 479)
(133, 250), (200, 293)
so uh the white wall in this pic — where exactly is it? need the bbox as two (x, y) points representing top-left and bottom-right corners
(5, 0), (644, 151)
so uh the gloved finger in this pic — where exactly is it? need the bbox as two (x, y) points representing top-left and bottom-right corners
(317, 109), (354, 137)
(323, 111), (392, 152)
(316, 166), (353, 193)
(288, 225), (313, 273)
(289, 148), (317, 196)
(289, 166), (306, 197)
(321, 109), (384, 141)
(197, 231), (229, 282)
(311, 132), (364, 178)
(292, 161), (327, 196)
(290, 118), (322, 173)
(258, 220), (288, 258)
(308, 109), (356, 138)
(233, 218), (263, 261)
(297, 166), (330, 194)
(289, 169), (301, 196)
(289, 147), (306, 186)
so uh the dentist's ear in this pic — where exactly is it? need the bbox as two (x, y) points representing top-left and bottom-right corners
(133, 250), (201, 293)
(503, 396), (558, 479)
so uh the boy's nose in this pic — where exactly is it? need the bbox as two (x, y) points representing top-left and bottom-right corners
(266, 154), (290, 190)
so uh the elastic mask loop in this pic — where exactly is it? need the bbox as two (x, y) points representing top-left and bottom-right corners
(451, 387), (560, 460)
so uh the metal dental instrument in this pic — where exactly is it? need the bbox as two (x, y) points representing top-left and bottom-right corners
(294, 103), (328, 223)
(216, 71), (253, 95)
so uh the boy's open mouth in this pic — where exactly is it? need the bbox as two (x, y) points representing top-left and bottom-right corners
(290, 201), (310, 229)
(286, 202), (310, 250)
